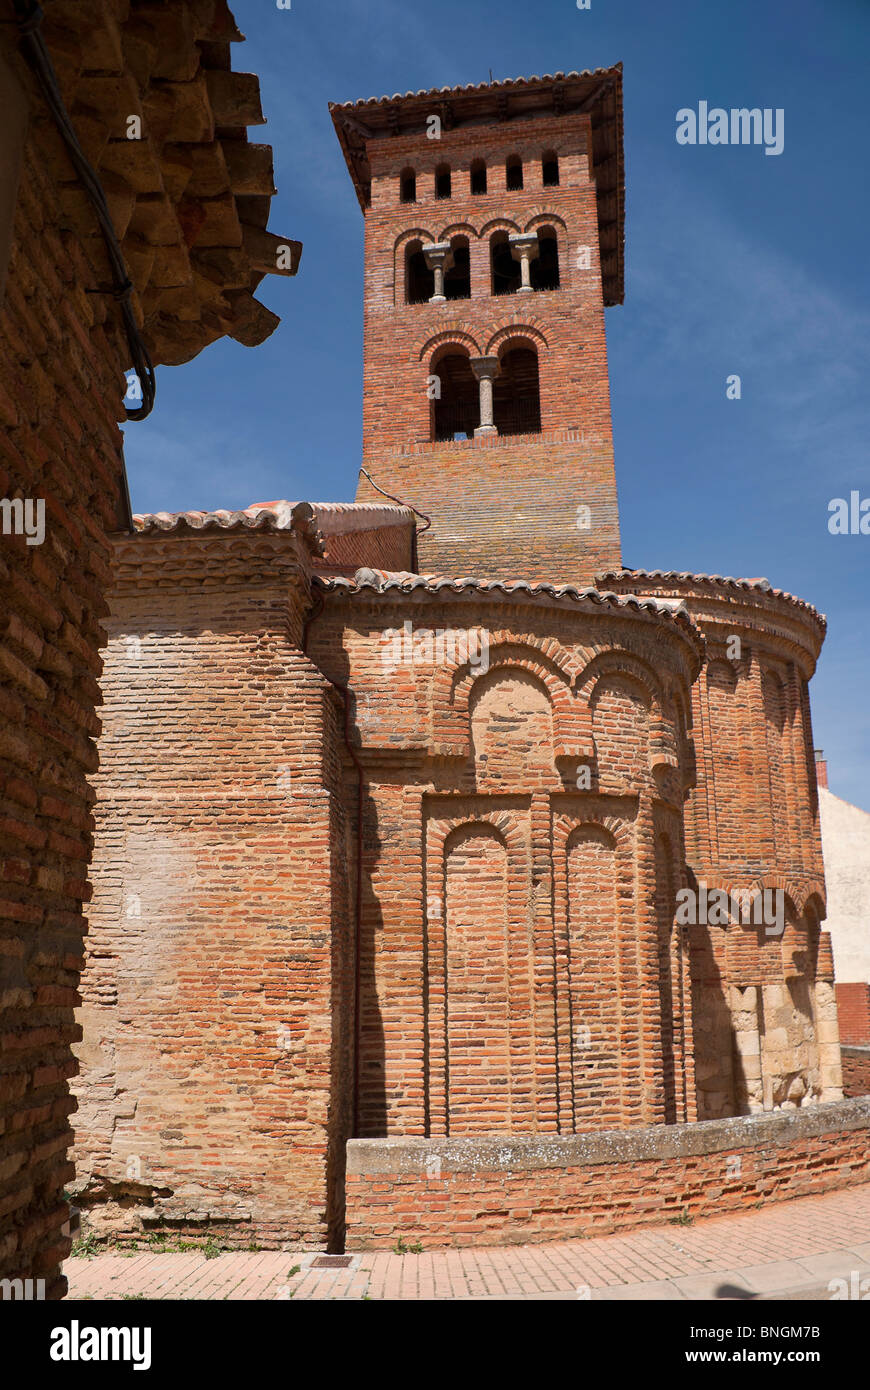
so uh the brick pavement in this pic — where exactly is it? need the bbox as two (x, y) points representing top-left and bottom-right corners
(64, 1183), (870, 1301)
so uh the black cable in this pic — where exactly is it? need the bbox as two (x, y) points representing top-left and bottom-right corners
(14, 0), (156, 422)
(359, 467), (432, 573)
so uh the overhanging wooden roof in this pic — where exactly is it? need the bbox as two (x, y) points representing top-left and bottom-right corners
(330, 66), (625, 305)
(16, 0), (302, 367)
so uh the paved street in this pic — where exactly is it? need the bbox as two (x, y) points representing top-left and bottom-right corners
(65, 1183), (870, 1301)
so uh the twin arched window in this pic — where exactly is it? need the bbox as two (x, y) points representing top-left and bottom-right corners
(407, 229), (560, 303)
(490, 226), (560, 295)
(405, 236), (471, 303)
(430, 339), (542, 442)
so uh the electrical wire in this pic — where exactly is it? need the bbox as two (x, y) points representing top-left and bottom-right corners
(14, 0), (156, 422)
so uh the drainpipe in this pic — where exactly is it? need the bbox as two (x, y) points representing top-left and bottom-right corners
(302, 589), (365, 1137)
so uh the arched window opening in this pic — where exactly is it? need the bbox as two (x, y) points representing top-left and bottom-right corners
(490, 232), (521, 296)
(435, 164), (452, 199)
(444, 236), (471, 301)
(400, 168), (417, 204)
(542, 151), (560, 186)
(506, 155), (524, 191)
(406, 239), (434, 304)
(431, 351), (480, 441)
(493, 344), (541, 436)
(470, 159), (487, 195)
(530, 227), (560, 291)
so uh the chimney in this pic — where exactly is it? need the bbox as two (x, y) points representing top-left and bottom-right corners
(815, 749), (828, 789)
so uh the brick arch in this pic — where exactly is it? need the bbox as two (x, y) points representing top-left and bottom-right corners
(394, 226), (438, 254)
(486, 323), (550, 357)
(427, 809), (525, 863)
(522, 215), (569, 284)
(698, 875), (826, 922)
(803, 887), (828, 922)
(438, 822), (513, 1134)
(394, 229), (439, 307)
(431, 639), (591, 759)
(523, 210), (569, 233)
(442, 817), (508, 857)
(580, 650), (676, 779)
(762, 875), (826, 921)
(552, 809), (631, 861)
(479, 216), (523, 237)
(437, 221), (480, 242)
(564, 819), (618, 855)
(417, 326), (482, 362)
(577, 649), (665, 711)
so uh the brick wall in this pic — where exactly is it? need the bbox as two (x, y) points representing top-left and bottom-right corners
(0, 51), (130, 1297)
(841, 1047), (870, 1098)
(1, 0), (296, 1292)
(313, 504), (414, 577)
(597, 573), (843, 1118)
(307, 582), (704, 1140)
(837, 984), (870, 1045)
(355, 112), (621, 584)
(345, 1098), (870, 1249)
(69, 524), (354, 1249)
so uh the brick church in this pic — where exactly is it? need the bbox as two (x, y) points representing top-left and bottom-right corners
(71, 67), (851, 1251)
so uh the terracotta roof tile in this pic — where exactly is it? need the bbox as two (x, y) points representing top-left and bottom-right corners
(316, 568), (705, 654)
(596, 568), (826, 629)
(131, 500), (322, 551)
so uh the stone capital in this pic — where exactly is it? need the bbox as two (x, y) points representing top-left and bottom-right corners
(421, 241), (454, 270)
(469, 355), (500, 382)
(508, 232), (540, 260)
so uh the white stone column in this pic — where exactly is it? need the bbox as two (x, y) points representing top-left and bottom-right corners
(731, 984), (764, 1113)
(814, 980), (845, 1101)
(422, 241), (453, 303)
(469, 355), (500, 437)
(509, 232), (540, 292)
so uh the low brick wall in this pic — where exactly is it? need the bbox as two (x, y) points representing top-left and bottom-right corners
(345, 1099), (870, 1249)
(842, 1047), (870, 1099)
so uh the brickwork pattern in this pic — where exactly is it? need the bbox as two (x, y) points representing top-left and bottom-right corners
(307, 586), (702, 1144)
(355, 112), (621, 584)
(841, 1048), (870, 1098)
(69, 529), (353, 1248)
(837, 983), (870, 1045)
(345, 1102), (870, 1250)
(0, 70), (129, 1298)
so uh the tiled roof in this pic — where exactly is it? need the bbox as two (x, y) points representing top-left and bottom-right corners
(329, 67), (621, 112)
(597, 569), (826, 630)
(330, 66), (624, 306)
(129, 500), (415, 544)
(316, 568), (705, 649)
(131, 501), (322, 551)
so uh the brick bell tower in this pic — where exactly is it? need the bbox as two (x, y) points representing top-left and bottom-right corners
(330, 67), (625, 584)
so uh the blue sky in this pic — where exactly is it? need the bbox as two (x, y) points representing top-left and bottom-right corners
(121, 0), (870, 808)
